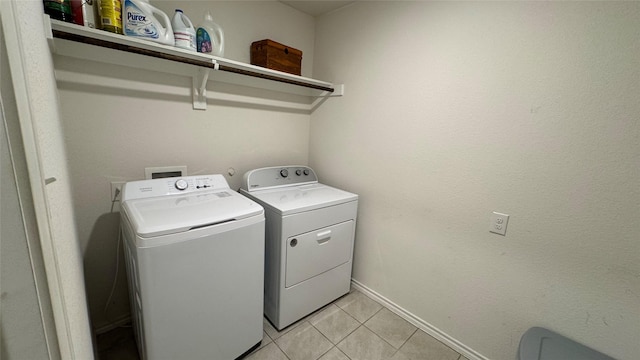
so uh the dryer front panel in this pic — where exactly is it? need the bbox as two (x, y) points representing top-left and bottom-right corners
(285, 220), (354, 288)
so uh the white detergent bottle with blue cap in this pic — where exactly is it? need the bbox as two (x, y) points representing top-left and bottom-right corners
(196, 11), (224, 57)
(123, 0), (174, 45)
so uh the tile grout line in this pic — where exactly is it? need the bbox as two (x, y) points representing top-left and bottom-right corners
(360, 306), (404, 351)
(270, 299), (345, 360)
(328, 296), (383, 353)
(361, 320), (416, 355)
(272, 329), (294, 360)
(311, 303), (363, 346)
(307, 319), (339, 360)
(390, 327), (419, 357)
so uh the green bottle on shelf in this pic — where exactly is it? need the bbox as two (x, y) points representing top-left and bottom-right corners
(43, 0), (74, 23)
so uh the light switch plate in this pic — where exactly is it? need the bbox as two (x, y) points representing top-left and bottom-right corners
(490, 212), (509, 235)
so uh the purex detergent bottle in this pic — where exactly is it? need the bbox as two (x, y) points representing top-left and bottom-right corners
(123, 0), (174, 45)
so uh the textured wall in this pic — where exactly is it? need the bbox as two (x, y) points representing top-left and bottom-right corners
(55, 1), (316, 331)
(311, 2), (640, 359)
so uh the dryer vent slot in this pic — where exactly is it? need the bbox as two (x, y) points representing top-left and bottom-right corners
(189, 219), (236, 231)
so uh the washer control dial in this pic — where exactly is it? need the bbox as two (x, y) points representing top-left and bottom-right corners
(280, 169), (289, 178)
(303, 169), (310, 176)
(174, 179), (188, 191)
(295, 169), (302, 176)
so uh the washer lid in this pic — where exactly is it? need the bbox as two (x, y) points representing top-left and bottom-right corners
(241, 183), (357, 216)
(123, 190), (263, 238)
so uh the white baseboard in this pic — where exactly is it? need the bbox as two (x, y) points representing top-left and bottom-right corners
(94, 314), (132, 335)
(350, 279), (489, 360)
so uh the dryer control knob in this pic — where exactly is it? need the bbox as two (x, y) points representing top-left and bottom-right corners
(175, 179), (188, 191)
(303, 169), (310, 176)
(280, 169), (289, 178)
(295, 169), (302, 176)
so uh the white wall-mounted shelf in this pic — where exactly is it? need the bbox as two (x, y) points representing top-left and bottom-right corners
(45, 18), (343, 110)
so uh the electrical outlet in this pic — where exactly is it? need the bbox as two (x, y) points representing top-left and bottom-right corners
(111, 181), (125, 201)
(490, 212), (509, 235)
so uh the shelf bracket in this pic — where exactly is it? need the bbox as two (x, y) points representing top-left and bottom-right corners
(309, 84), (344, 112)
(192, 62), (218, 110)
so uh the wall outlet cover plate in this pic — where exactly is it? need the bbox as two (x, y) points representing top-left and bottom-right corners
(490, 212), (509, 236)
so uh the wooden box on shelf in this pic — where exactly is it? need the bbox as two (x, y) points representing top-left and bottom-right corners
(250, 39), (302, 76)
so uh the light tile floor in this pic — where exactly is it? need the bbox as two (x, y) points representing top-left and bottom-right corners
(97, 289), (469, 360)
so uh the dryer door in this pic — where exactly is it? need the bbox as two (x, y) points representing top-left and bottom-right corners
(285, 220), (354, 288)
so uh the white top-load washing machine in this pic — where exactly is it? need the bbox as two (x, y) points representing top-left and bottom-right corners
(120, 175), (265, 360)
(240, 166), (358, 330)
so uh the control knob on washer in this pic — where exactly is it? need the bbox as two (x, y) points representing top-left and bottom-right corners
(295, 169), (302, 176)
(280, 169), (289, 178)
(175, 179), (188, 191)
(303, 169), (310, 176)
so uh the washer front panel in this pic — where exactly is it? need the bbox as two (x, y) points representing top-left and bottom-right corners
(122, 214), (265, 360)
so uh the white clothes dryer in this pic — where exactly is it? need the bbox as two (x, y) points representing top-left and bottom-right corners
(120, 175), (264, 360)
(240, 166), (358, 330)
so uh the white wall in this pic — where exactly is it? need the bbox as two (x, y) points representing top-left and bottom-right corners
(55, 1), (316, 331)
(311, 2), (639, 360)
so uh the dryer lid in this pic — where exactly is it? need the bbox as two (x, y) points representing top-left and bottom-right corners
(241, 183), (357, 216)
(123, 190), (263, 238)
